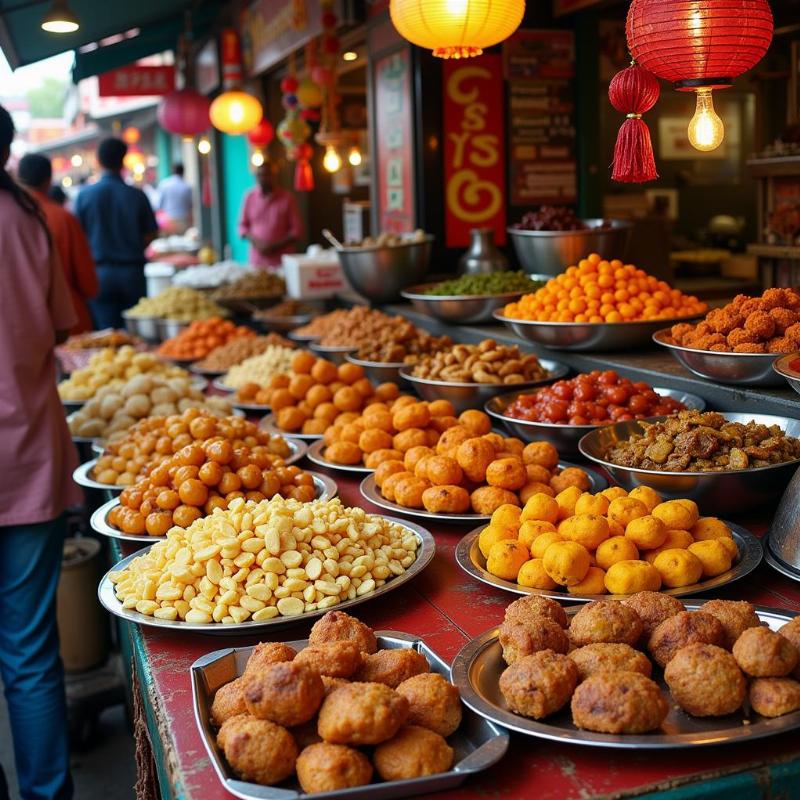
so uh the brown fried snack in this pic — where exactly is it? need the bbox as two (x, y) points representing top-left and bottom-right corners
(294, 641), (364, 679)
(732, 627), (799, 677)
(242, 642), (297, 680)
(749, 678), (800, 718)
(296, 743), (373, 793)
(700, 599), (762, 650)
(648, 611), (726, 668)
(569, 600), (643, 647)
(217, 715), (298, 785)
(290, 719), (323, 749)
(244, 661), (324, 727)
(354, 648), (430, 687)
(498, 618), (570, 665)
(210, 676), (247, 726)
(396, 673), (462, 737)
(779, 618), (800, 679)
(504, 595), (568, 629)
(571, 671), (668, 734)
(317, 682), (409, 745)
(321, 676), (350, 697)
(664, 644), (746, 716)
(373, 725), (454, 781)
(621, 591), (685, 642)
(568, 643), (652, 682)
(309, 611), (378, 655)
(499, 650), (579, 719)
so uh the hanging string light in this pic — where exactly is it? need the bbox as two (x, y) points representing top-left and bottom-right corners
(209, 29), (263, 135)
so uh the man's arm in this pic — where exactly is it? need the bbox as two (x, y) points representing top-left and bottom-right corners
(139, 189), (159, 246)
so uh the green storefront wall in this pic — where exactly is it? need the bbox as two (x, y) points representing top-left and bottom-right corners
(221, 133), (255, 264)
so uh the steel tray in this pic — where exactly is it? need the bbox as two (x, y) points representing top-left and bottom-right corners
(306, 439), (372, 474)
(261, 413), (323, 441)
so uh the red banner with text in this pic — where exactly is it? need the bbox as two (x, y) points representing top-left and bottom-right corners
(98, 65), (175, 97)
(443, 54), (506, 248)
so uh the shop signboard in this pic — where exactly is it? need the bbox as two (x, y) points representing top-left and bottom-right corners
(373, 48), (415, 233)
(504, 30), (577, 206)
(442, 54), (506, 248)
(97, 65), (174, 97)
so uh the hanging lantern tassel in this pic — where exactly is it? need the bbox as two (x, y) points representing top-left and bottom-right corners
(294, 143), (315, 192)
(608, 64), (660, 183)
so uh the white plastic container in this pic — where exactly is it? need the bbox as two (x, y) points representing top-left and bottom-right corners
(283, 248), (350, 299)
(144, 262), (175, 297)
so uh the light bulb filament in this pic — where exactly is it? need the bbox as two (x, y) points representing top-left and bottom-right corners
(687, 88), (725, 152)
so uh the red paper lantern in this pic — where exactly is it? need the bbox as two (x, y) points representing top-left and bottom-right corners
(157, 89), (210, 137)
(247, 119), (274, 147)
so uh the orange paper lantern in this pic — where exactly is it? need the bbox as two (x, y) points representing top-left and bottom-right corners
(390, 0), (525, 59)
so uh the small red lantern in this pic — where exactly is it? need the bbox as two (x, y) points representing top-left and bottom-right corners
(294, 142), (314, 192)
(158, 89), (210, 137)
(247, 119), (274, 147)
(121, 126), (140, 145)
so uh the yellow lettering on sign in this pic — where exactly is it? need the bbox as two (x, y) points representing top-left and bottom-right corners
(447, 170), (502, 224)
(447, 66), (491, 105)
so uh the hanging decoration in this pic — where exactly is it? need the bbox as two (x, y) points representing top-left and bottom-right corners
(247, 119), (274, 148)
(209, 29), (263, 135)
(389, 0), (525, 59)
(277, 55), (315, 191)
(294, 142), (315, 191)
(610, 0), (773, 180)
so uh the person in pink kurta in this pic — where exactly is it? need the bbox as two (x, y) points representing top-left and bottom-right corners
(238, 162), (303, 269)
(0, 104), (77, 800)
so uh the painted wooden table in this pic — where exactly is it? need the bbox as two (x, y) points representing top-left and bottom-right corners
(109, 462), (800, 800)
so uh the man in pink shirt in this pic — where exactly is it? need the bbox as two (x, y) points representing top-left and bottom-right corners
(238, 162), (303, 269)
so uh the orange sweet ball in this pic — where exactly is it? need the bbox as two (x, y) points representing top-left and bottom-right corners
(157, 317), (254, 360)
(502, 254), (706, 324)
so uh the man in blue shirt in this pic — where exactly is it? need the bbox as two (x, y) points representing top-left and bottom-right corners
(75, 138), (158, 329)
(157, 163), (193, 233)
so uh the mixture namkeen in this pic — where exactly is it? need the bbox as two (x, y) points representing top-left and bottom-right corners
(108, 497), (419, 623)
(194, 334), (295, 373)
(603, 410), (800, 472)
(206, 611), (461, 789)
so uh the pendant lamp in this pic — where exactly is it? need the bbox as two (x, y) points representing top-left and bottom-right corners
(210, 29), (263, 135)
(158, 88), (210, 137)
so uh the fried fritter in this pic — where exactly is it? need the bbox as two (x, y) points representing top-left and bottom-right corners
(700, 599), (761, 650)
(373, 725), (454, 781)
(296, 742), (373, 793)
(503, 595), (568, 629)
(732, 627), (799, 677)
(217, 715), (298, 786)
(243, 642), (297, 680)
(621, 591), (685, 641)
(569, 600), (643, 647)
(294, 641), (364, 678)
(498, 618), (570, 665)
(749, 677), (800, 718)
(396, 673), (462, 737)
(309, 610), (378, 654)
(648, 611), (726, 668)
(568, 643), (652, 682)
(499, 650), (578, 719)
(317, 682), (409, 745)
(354, 648), (429, 688)
(571, 671), (668, 734)
(244, 661), (324, 727)
(321, 676), (350, 697)
(778, 618), (800, 679)
(210, 676), (248, 727)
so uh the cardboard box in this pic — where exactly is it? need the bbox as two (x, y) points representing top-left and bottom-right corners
(283, 249), (351, 299)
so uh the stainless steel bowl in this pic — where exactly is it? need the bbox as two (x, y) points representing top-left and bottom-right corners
(578, 413), (800, 515)
(653, 329), (786, 387)
(287, 329), (321, 344)
(399, 358), (569, 415)
(254, 311), (314, 333)
(765, 466), (800, 581)
(496, 312), (702, 352)
(400, 275), (549, 325)
(309, 342), (357, 365)
(773, 353), (800, 396)
(485, 387), (707, 457)
(508, 219), (633, 276)
(121, 312), (161, 343)
(156, 318), (190, 341)
(344, 353), (408, 385)
(336, 236), (433, 303)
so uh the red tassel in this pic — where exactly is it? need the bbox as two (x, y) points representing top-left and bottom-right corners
(294, 158), (314, 191)
(609, 64), (660, 183)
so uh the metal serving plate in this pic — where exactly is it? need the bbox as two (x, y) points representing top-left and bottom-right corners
(62, 399), (84, 414)
(260, 413), (322, 441)
(399, 358), (569, 416)
(192, 632), (509, 800)
(97, 517), (435, 633)
(451, 602), (800, 749)
(344, 354), (407, 387)
(773, 353), (800, 397)
(495, 311), (703, 352)
(578, 413), (800, 515)
(254, 311), (315, 333)
(309, 342), (358, 365)
(455, 521), (761, 603)
(211, 378), (236, 393)
(306, 439), (372, 474)
(287, 329), (321, 344)
(89, 472), (338, 544)
(485, 387), (707, 458)
(359, 463), (607, 526)
(764, 538), (800, 585)
(653, 329), (786, 387)
(190, 363), (226, 379)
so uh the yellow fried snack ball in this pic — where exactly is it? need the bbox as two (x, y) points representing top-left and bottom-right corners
(716, 537), (739, 560)
(554, 485), (583, 521)
(625, 515), (667, 550)
(652, 500), (698, 531)
(567, 566), (607, 596)
(607, 519), (625, 537)
(516, 559), (558, 590)
(518, 520), (556, 550)
(491, 503), (522, 533)
(486, 540), (531, 581)
(688, 540), (733, 578)
(479, 524), (517, 559)
(574, 492), (610, 517)
(604, 560), (662, 595)
(641, 529), (694, 563)
(530, 531), (564, 559)
(595, 536), (639, 570)
(558, 514), (610, 550)
(520, 493), (560, 525)
(691, 517), (733, 542)
(652, 549), (703, 588)
(599, 486), (628, 502)
(628, 485), (662, 513)
(542, 540), (591, 586)
(607, 496), (649, 529)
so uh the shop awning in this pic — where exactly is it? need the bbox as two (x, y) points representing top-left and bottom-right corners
(0, 0), (218, 70)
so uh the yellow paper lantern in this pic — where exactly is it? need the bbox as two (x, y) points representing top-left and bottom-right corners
(390, 0), (525, 59)
(209, 90), (263, 135)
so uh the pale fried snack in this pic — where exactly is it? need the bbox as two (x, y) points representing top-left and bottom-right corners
(243, 661), (324, 727)
(309, 611), (378, 655)
(210, 676), (247, 726)
(396, 673), (462, 737)
(749, 677), (800, 717)
(569, 600), (643, 647)
(499, 650), (578, 719)
(217, 715), (298, 785)
(499, 618), (570, 665)
(620, 591), (685, 642)
(294, 641), (365, 679)
(296, 742), (373, 793)
(373, 725), (454, 781)
(317, 682), (409, 745)
(732, 627), (799, 677)
(648, 611), (726, 668)
(354, 649), (430, 688)
(568, 643), (652, 682)
(700, 599), (762, 650)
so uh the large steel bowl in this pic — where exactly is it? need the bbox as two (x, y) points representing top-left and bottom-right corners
(122, 312), (161, 343)
(773, 353), (800, 396)
(344, 354), (409, 386)
(309, 342), (357, 365)
(401, 275), (549, 325)
(485, 387), (707, 457)
(496, 312), (701, 352)
(336, 236), (433, 303)
(156, 318), (190, 341)
(508, 219), (633, 276)
(254, 311), (314, 333)
(578, 413), (800, 515)
(400, 358), (569, 415)
(654, 329), (785, 387)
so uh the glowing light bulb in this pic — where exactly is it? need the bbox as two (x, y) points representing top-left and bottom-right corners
(251, 151), (265, 167)
(688, 88), (725, 152)
(62, 176), (73, 187)
(323, 145), (342, 173)
(347, 147), (362, 167)
(197, 138), (211, 155)
(70, 154), (83, 167)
